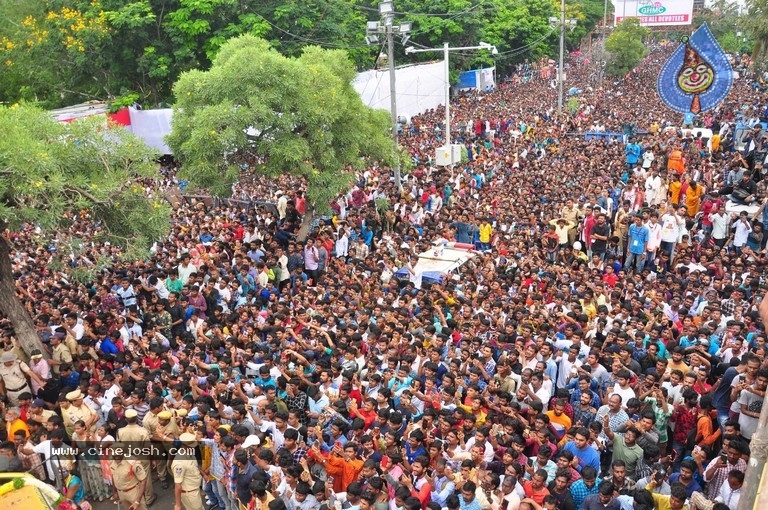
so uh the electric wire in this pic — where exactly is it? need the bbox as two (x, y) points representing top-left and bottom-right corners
(258, 4), (562, 63)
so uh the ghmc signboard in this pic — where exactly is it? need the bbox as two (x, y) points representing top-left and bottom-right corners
(614, 0), (694, 27)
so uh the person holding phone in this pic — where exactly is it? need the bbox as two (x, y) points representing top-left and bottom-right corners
(703, 439), (748, 500)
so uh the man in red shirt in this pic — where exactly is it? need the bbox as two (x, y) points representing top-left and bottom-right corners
(602, 265), (619, 287)
(522, 469), (551, 505)
(143, 349), (163, 370)
(670, 388), (700, 469)
(399, 456), (432, 509)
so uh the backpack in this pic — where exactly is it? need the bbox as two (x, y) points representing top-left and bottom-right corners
(685, 414), (703, 450)
(686, 412), (720, 452)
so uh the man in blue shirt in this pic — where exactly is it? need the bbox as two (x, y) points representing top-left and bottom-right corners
(100, 331), (120, 355)
(562, 428), (601, 473)
(668, 460), (703, 498)
(570, 466), (601, 509)
(624, 215), (649, 274)
(458, 481), (483, 510)
(59, 363), (80, 392)
(625, 138), (641, 168)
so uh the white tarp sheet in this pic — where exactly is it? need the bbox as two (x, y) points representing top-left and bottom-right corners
(128, 107), (173, 154)
(353, 60), (446, 121)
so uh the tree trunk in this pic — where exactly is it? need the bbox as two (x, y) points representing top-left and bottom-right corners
(297, 205), (316, 242)
(0, 237), (47, 356)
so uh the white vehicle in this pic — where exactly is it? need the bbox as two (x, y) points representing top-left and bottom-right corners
(725, 200), (760, 216)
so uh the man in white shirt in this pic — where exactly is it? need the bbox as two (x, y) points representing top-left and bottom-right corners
(645, 212), (663, 269)
(731, 212), (752, 250)
(21, 430), (72, 484)
(146, 275), (169, 300)
(709, 205), (730, 247)
(714, 471), (743, 510)
(276, 192), (288, 220)
(176, 253), (197, 285)
(660, 205), (685, 257)
(556, 345), (582, 389)
(463, 429), (495, 463)
(217, 279), (232, 309)
(63, 313), (85, 342)
(405, 256), (423, 290)
(611, 369), (636, 408)
(645, 169), (662, 205)
(690, 470), (743, 510)
(642, 149), (655, 170)
(335, 229), (349, 259)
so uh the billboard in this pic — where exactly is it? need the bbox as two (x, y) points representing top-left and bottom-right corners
(614, 0), (694, 27)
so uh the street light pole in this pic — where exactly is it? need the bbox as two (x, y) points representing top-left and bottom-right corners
(405, 42), (497, 165)
(558, 0), (565, 116)
(444, 42), (450, 146)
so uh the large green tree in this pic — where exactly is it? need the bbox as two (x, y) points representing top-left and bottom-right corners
(167, 35), (396, 226)
(694, 0), (750, 55)
(0, 104), (171, 354)
(745, 0), (768, 67)
(604, 17), (649, 76)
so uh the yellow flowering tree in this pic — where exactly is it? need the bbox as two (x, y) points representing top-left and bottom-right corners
(0, 104), (170, 354)
(0, 0), (270, 107)
(0, 2), (110, 106)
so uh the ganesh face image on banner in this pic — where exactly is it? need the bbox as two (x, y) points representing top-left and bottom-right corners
(677, 44), (714, 113)
(657, 23), (733, 115)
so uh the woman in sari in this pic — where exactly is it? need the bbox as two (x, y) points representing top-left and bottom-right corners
(61, 468), (91, 510)
(71, 420), (112, 502)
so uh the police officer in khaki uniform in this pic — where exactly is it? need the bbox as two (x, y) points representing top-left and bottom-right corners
(155, 409), (180, 487)
(143, 397), (169, 488)
(110, 442), (149, 510)
(65, 389), (98, 433)
(172, 432), (204, 510)
(118, 408), (155, 505)
(48, 332), (73, 376)
(0, 351), (44, 406)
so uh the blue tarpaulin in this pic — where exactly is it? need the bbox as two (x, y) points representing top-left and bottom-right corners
(457, 70), (478, 89)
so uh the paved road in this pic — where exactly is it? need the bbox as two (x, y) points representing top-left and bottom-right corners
(92, 473), (183, 510)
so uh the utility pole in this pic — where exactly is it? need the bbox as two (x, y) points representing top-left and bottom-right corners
(404, 42), (497, 165)
(387, 27), (399, 190)
(601, 0), (608, 88)
(558, 0), (565, 116)
(549, 5), (576, 117)
(365, 2), (411, 192)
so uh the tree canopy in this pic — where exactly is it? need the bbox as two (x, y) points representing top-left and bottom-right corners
(0, 104), (171, 353)
(167, 35), (397, 214)
(745, 0), (768, 67)
(604, 18), (649, 77)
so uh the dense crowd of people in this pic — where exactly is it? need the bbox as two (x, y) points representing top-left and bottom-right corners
(0, 42), (766, 510)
